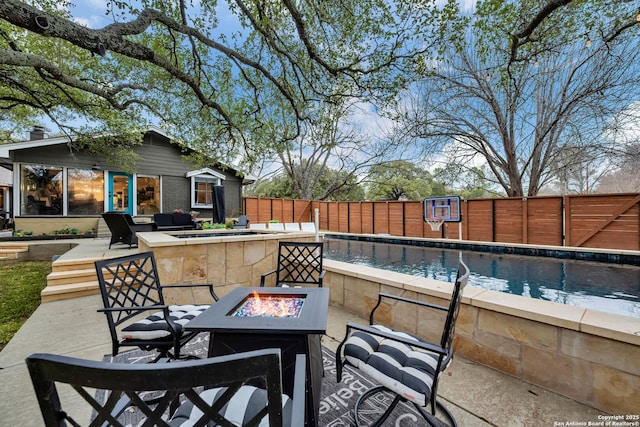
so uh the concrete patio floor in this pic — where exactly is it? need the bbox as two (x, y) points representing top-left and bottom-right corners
(0, 239), (607, 426)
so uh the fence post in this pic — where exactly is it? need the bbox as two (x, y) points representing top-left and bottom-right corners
(522, 197), (528, 244)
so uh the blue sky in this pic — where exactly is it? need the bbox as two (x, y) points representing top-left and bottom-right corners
(68, 0), (238, 30)
(69, 0), (110, 29)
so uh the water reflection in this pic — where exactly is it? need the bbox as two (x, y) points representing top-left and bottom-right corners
(324, 238), (640, 319)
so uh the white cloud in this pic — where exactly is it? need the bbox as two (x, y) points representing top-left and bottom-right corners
(435, 0), (477, 13)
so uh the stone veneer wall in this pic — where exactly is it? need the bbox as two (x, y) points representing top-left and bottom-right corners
(323, 259), (640, 415)
(138, 232), (316, 302)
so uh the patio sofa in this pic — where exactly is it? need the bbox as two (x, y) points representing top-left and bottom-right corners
(152, 213), (198, 231)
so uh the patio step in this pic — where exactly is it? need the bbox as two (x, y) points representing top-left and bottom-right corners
(0, 243), (29, 264)
(40, 252), (112, 302)
(0, 242), (30, 250)
(51, 258), (98, 273)
(41, 280), (100, 303)
(46, 267), (97, 287)
(43, 256), (102, 301)
(97, 217), (111, 238)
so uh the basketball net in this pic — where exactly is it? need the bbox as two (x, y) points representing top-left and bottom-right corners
(426, 218), (445, 231)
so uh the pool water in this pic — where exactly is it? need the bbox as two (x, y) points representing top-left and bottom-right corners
(324, 237), (640, 319)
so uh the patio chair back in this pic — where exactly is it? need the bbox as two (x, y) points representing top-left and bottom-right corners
(27, 348), (306, 427)
(234, 215), (250, 229)
(335, 261), (469, 426)
(95, 251), (217, 361)
(440, 260), (470, 351)
(260, 241), (325, 288)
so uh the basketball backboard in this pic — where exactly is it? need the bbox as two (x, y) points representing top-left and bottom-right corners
(423, 196), (462, 223)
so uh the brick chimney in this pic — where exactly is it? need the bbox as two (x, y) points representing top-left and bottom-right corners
(29, 126), (46, 140)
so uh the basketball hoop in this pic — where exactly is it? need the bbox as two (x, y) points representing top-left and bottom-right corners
(426, 218), (445, 231)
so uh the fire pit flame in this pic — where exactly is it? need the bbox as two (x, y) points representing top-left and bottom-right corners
(231, 291), (305, 318)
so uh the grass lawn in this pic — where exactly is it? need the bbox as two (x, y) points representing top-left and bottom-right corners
(0, 261), (51, 352)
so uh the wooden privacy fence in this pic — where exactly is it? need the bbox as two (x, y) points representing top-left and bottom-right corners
(243, 193), (640, 251)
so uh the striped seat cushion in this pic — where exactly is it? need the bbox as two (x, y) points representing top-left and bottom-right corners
(168, 385), (292, 427)
(343, 325), (440, 407)
(121, 304), (209, 340)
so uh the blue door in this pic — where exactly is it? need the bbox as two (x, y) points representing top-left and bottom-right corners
(108, 173), (133, 215)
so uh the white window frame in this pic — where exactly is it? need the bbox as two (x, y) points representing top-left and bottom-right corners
(187, 168), (225, 209)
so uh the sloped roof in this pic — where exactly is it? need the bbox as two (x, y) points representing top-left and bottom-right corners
(0, 126), (256, 184)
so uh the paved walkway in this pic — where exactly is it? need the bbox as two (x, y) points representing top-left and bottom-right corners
(0, 239), (606, 426)
(1, 298), (606, 426)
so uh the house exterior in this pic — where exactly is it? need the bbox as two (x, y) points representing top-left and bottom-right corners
(0, 126), (254, 234)
(0, 166), (11, 227)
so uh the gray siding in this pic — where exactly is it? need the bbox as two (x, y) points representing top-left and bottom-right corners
(11, 130), (244, 217)
(13, 145), (96, 169)
(135, 133), (195, 177)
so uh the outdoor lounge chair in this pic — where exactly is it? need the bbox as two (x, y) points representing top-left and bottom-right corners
(95, 251), (218, 362)
(234, 214), (250, 229)
(27, 348), (306, 427)
(300, 222), (316, 232)
(268, 222), (285, 231)
(260, 241), (325, 288)
(102, 211), (156, 249)
(335, 261), (469, 427)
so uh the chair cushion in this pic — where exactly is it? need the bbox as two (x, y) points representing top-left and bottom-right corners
(343, 324), (440, 407)
(168, 385), (292, 427)
(122, 304), (209, 340)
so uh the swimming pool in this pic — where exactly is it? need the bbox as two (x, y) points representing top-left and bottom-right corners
(323, 235), (640, 319)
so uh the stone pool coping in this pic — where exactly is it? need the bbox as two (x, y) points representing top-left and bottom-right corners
(137, 228), (314, 247)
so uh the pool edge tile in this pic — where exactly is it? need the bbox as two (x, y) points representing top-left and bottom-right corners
(580, 310), (640, 346)
(470, 290), (584, 330)
(403, 277), (455, 299)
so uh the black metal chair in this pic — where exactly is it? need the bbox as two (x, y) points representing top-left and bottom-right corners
(102, 211), (157, 249)
(27, 348), (306, 427)
(260, 241), (325, 287)
(335, 261), (470, 427)
(95, 251), (218, 362)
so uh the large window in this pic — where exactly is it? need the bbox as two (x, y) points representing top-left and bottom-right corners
(188, 169), (225, 209)
(21, 165), (63, 215)
(137, 176), (160, 214)
(68, 169), (104, 215)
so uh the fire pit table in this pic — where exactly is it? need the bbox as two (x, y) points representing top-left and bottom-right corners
(185, 286), (329, 426)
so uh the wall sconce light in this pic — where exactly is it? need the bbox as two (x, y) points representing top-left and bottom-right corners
(91, 163), (102, 171)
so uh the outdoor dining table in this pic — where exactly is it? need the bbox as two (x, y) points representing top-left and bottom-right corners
(185, 286), (329, 427)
